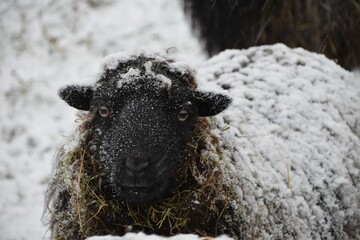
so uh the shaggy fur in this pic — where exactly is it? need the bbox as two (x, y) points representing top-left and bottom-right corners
(44, 117), (244, 239)
(182, 0), (360, 70)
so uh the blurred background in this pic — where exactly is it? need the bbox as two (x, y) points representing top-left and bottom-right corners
(0, 0), (358, 239)
(0, 1), (203, 239)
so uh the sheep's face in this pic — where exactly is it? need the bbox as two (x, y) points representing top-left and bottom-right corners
(59, 56), (231, 202)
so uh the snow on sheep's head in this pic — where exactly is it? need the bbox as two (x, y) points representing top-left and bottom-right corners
(58, 53), (231, 202)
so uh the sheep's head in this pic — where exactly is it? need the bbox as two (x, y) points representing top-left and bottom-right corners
(59, 53), (231, 202)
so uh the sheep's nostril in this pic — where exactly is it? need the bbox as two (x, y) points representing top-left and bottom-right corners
(125, 158), (149, 174)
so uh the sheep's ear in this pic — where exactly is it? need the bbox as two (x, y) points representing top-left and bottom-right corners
(194, 91), (232, 116)
(58, 85), (93, 110)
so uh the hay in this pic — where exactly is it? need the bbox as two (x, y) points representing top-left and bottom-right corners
(45, 117), (244, 240)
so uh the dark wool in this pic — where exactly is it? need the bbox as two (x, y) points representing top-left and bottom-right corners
(182, 0), (360, 70)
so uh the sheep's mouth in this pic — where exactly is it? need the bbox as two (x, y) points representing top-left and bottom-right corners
(119, 181), (170, 203)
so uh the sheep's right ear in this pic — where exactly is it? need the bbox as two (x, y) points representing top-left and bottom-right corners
(58, 85), (93, 111)
(194, 91), (232, 116)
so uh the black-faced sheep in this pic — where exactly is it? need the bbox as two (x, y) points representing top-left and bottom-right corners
(44, 52), (240, 239)
(182, 0), (360, 70)
(44, 44), (360, 240)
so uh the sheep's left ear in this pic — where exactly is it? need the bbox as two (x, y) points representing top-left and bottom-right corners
(58, 85), (93, 111)
(194, 91), (232, 116)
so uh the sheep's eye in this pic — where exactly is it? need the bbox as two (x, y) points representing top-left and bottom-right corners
(99, 106), (109, 117)
(178, 109), (189, 122)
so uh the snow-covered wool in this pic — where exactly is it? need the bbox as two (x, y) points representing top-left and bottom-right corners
(196, 44), (360, 239)
(44, 44), (360, 240)
(182, 0), (360, 70)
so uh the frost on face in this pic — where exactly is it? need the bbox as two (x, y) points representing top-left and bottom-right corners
(85, 54), (200, 202)
(93, 93), (186, 202)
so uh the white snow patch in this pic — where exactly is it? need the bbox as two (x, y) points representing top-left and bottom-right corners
(102, 52), (136, 70)
(86, 232), (233, 240)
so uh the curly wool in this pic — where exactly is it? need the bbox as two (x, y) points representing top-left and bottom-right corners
(199, 44), (360, 239)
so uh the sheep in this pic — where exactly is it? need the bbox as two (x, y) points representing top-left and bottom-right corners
(182, 0), (360, 70)
(44, 44), (360, 240)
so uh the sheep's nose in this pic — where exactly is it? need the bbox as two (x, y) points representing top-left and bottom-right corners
(125, 157), (150, 174)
